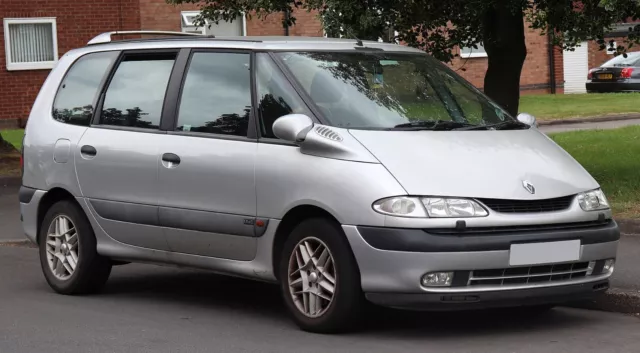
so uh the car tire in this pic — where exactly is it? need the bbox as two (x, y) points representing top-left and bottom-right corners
(39, 200), (112, 295)
(279, 217), (364, 333)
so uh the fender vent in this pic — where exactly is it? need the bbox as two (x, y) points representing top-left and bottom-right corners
(314, 126), (343, 142)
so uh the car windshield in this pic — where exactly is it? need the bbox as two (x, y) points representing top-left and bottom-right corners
(276, 51), (520, 131)
(602, 52), (640, 67)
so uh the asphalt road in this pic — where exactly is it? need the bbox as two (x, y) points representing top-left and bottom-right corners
(0, 245), (639, 353)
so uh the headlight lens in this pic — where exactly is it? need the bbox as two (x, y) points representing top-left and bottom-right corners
(422, 198), (488, 218)
(577, 189), (610, 211)
(372, 196), (488, 218)
(372, 197), (427, 218)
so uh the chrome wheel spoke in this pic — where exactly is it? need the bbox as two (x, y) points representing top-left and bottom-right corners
(67, 254), (77, 270)
(318, 279), (335, 294)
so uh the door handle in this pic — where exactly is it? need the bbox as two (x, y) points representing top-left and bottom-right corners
(80, 145), (97, 158)
(161, 153), (181, 168)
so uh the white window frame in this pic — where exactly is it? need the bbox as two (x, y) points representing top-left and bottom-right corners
(460, 43), (488, 58)
(3, 17), (58, 71)
(180, 11), (247, 36)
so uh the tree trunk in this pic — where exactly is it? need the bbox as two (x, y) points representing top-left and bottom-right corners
(482, 4), (527, 117)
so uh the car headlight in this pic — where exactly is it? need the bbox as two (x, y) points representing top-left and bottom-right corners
(372, 197), (428, 218)
(422, 197), (488, 218)
(372, 197), (488, 218)
(577, 189), (610, 211)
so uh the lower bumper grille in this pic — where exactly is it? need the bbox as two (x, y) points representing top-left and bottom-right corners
(469, 262), (589, 287)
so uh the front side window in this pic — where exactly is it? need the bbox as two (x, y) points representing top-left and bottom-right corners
(277, 52), (515, 131)
(53, 51), (118, 126)
(255, 53), (312, 138)
(100, 52), (176, 129)
(3, 18), (58, 71)
(176, 52), (251, 137)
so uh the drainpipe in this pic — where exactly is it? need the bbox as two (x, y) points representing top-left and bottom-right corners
(284, 8), (290, 36)
(548, 30), (557, 94)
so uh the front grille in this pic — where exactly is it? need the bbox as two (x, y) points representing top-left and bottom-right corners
(468, 262), (589, 287)
(477, 195), (575, 213)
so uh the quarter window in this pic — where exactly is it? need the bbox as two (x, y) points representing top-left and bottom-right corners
(176, 52), (251, 137)
(255, 53), (312, 138)
(3, 18), (58, 71)
(100, 53), (176, 129)
(53, 51), (118, 126)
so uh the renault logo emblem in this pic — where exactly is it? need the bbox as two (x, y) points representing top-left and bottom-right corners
(522, 180), (535, 194)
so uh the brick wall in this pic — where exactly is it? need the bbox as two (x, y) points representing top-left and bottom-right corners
(451, 25), (555, 93)
(140, 0), (197, 31)
(0, 0), (140, 127)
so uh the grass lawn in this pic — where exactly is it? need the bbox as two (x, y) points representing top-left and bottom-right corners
(550, 125), (640, 219)
(520, 93), (640, 121)
(0, 129), (23, 177)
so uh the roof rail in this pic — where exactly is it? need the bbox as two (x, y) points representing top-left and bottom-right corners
(87, 31), (205, 45)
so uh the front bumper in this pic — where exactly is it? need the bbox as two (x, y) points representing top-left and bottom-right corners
(586, 80), (640, 92)
(366, 280), (609, 310)
(342, 222), (619, 309)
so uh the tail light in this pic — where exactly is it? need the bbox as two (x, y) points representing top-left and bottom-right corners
(20, 133), (25, 177)
(587, 69), (595, 79)
(621, 67), (634, 78)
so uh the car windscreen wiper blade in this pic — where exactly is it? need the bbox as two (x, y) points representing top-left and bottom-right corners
(391, 120), (476, 131)
(453, 119), (529, 131)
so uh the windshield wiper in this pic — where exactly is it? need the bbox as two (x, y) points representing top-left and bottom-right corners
(391, 120), (477, 131)
(453, 119), (529, 131)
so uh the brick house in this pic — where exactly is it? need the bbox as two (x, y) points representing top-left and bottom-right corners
(0, 0), (636, 128)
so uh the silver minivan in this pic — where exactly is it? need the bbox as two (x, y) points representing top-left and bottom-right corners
(20, 31), (619, 333)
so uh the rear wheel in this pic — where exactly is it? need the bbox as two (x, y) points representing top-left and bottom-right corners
(39, 200), (112, 295)
(279, 218), (364, 333)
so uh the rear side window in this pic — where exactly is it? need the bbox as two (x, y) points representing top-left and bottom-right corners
(176, 52), (251, 136)
(100, 52), (176, 129)
(52, 51), (118, 126)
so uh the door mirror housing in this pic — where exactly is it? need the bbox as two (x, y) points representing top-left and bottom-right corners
(517, 113), (537, 128)
(272, 114), (314, 143)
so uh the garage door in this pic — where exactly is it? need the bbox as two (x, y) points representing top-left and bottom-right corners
(563, 42), (589, 94)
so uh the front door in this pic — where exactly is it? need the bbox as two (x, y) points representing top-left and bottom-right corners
(156, 50), (258, 261)
(76, 50), (180, 251)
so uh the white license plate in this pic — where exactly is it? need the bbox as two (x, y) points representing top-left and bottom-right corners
(509, 240), (581, 266)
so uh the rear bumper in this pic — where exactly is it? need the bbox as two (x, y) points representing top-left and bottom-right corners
(366, 280), (609, 310)
(586, 81), (640, 92)
(342, 223), (619, 309)
(19, 186), (46, 244)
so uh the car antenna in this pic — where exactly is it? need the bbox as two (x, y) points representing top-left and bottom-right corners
(345, 28), (364, 47)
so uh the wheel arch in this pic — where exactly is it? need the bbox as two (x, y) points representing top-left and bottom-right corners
(272, 204), (352, 281)
(36, 187), (83, 244)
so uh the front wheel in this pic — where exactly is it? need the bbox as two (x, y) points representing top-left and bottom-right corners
(279, 218), (364, 333)
(39, 200), (112, 295)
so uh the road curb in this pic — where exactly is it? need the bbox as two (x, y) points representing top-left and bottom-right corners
(617, 219), (640, 235)
(538, 114), (640, 126)
(568, 288), (640, 315)
(0, 239), (36, 248)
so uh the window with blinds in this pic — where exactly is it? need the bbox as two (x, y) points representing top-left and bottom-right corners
(3, 18), (58, 71)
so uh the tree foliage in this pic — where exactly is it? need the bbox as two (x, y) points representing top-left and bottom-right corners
(167, 0), (640, 114)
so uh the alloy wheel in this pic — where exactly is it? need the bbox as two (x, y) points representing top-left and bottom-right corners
(288, 237), (337, 318)
(45, 215), (79, 280)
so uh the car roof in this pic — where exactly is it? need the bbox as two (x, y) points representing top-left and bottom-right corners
(67, 32), (424, 58)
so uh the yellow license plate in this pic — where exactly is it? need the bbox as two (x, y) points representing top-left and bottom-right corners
(598, 73), (613, 80)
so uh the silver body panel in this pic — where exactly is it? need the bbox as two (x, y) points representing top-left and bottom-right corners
(20, 36), (618, 305)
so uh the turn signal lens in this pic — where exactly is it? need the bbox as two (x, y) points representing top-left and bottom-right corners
(372, 197), (428, 218)
(577, 189), (610, 211)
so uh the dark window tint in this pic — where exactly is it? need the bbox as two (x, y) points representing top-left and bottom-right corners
(176, 52), (251, 136)
(100, 53), (176, 129)
(53, 51), (118, 126)
(255, 53), (312, 138)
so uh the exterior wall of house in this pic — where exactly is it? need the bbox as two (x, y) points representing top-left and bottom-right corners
(449, 25), (562, 94)
(0, 0), (141, 127)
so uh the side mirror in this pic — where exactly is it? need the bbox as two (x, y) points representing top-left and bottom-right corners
(272, 114), (314, 143)
(517, 113), (537, 128)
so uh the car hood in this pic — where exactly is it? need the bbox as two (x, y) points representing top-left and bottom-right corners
(348, 129), (599, 200)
